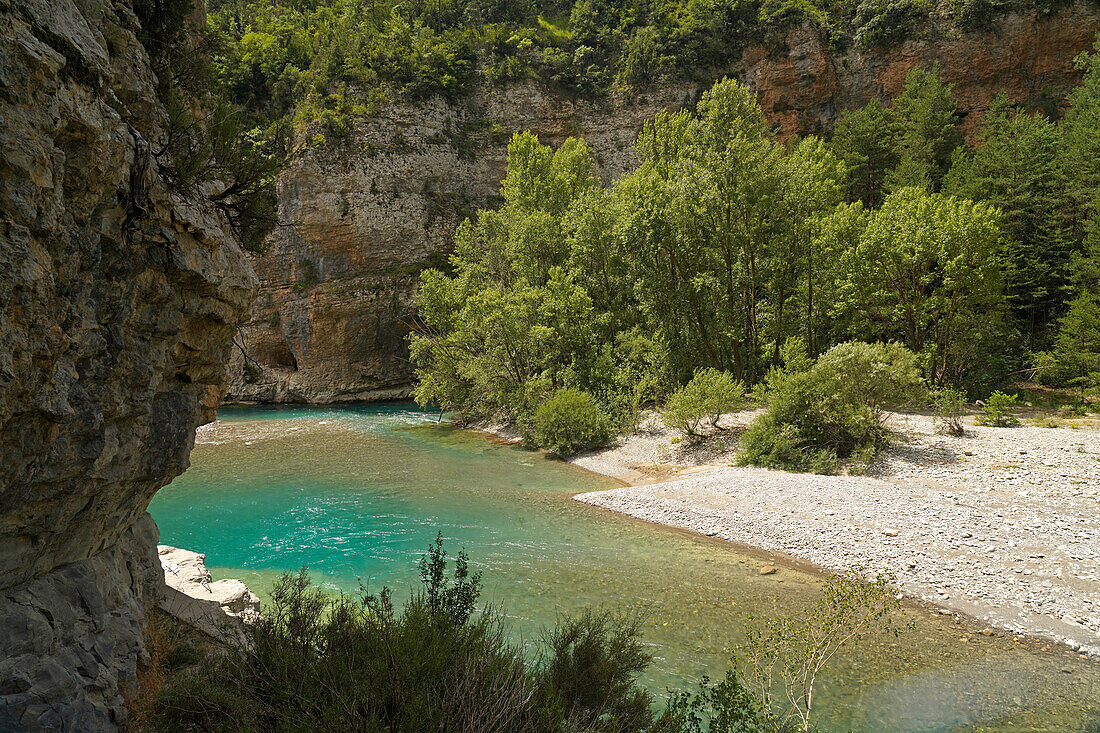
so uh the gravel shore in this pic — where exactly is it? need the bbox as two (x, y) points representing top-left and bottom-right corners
(572, 412), (1100, 656)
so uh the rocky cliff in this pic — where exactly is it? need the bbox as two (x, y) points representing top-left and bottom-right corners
(226, 3), (1100, 404)
(0, 0), (255, 728)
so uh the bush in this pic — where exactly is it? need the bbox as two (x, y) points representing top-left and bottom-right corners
(739, 342), (925, 473)
(931, 387), (967, 436)
(540, 610), (653, 730)
(150, 537), (657, 733)
(662, 368), (746, 438)
(527, 388), (613, 456)
(976, 390), (1020, 426)
(660, 569), (906, 733)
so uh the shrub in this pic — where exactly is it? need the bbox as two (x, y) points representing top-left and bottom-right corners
(660, 569), (906, 733)
(658, 671), (777, 732)
(242, 360), (262, 384)
(150, 538), (657, 733)
(813, 341), (926, 421)
(852, 0), (927, 48)
(527, 388), (613, 456)
(976, 390), (1020, 427)
(540, 610), (653, 730)
(931, 387), (967, 436)
(662, 368), (746, 438)
(739, 342), (924, 473)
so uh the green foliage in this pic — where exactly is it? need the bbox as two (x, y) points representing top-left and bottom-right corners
(242, 359), (262, 384)
(409, 132), (602, 422)
(150, 538), (658, 733)
(418, 532), (482, 626)
(852, 0), (931, 48)
(943, 96), (1073, 343)
(830, 99), (898, 207)
(659, 671), (780, 732)
(736, 569), (907, 732)
(540, 610), (654, 729)
(661, 569), (906, 733)
(885, 65), (964, 192)
(527, 389), (614, 456)
(414, 60), (1100, 437)
(1035, 292), (1100, 391)
(739, 342), (924, 473)
(837, 187), (1006, 387)
(661, 368), (746, 438)
(931, 387), (968, 436)
(977, 390), (1020, 426)
(131, 0), (280, 252)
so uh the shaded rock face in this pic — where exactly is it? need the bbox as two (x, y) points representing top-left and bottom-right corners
(226, 4), (1100, 405)
(0, 0), (256, 728)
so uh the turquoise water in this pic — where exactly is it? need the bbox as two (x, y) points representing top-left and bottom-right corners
(150, 404), (1100, 732)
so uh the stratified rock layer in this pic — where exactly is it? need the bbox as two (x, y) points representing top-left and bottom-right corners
(226, 4), (1100, 404)
(0, 0), (256, 728)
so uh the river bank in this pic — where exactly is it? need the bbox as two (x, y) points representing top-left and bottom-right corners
(562, 410), (1100, 657)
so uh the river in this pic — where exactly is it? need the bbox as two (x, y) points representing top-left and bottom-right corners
(149, 404), (1100, 732)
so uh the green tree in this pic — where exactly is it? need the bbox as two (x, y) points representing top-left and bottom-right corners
(526, 388), (614, 456)
(1037, 292), (1100, 391)
(885, 65), (963, 192)
(739, 341), (925, 473)
(626, 78), (844, 383)
(774, 137), (846, 359)
(1061, 39), (1100, 245)
(837, 187), (1006, 386)
(830, 98), (898, 207)
(943, 96), (1072, 343)
(661, 368), (746, 438)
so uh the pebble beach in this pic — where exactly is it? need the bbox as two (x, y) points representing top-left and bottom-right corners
(570, 412), (1100, 656)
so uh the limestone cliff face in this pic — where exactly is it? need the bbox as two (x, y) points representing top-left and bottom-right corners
(0, 0), (256, 728)
(226, 3), (1100, 404)
(226, 84), (693, 403)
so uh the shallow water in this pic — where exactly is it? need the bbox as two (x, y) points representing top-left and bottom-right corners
(150, 404), (1100, 732)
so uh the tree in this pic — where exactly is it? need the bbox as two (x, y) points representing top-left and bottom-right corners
(1037, 292), (1100, 391)
(409, 133), (605, 420)
(885, 65), (963, 192)
(527, 388), (614, 456)
(738, 341), (925, 473)
(775, 137), (846, 359)
(837, 187), (1006, 386)
(943, 96), (1072, 344)
(830, 98), (898, 207)
(736, 569), (907, 732)
(807, 202), (870, 353)
(1061, 39), (1100, 246)
(626, 78), (844, 383)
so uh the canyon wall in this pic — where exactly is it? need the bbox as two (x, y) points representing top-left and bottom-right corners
(225, 4), (1100, 404)
(0, 0), (255, 728)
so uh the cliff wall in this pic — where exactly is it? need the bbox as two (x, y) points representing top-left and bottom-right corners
(0, 0), (255, 727)
(225, 4), (1100, 404)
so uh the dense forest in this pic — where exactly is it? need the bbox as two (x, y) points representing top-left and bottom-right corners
(409, 55), (1100, 468)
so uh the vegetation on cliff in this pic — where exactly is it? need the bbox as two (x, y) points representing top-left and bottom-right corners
(204, 0), (1094, 142)
(410, 55), (1100, 465)
(134, 0), (280, 251)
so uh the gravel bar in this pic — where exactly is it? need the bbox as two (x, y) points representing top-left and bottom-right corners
(574, 414), (1100, 656)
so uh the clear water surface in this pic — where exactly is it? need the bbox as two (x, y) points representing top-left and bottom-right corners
(149, 403), (1100, 732)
